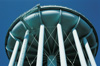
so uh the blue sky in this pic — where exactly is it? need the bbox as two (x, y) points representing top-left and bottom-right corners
(0, 0), (100, 66)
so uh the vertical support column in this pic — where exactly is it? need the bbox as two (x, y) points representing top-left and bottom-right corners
(8, 40), (19, 66)
(57, 23), (67, 66)
(72, 29), (87, 66)
(83, 38), (97, 66)
(36, 24), (45, 66)
(17, 30), (29, 66)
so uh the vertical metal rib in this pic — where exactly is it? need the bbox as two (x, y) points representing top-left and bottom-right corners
(17, 30), (29, 66)
(57, 23), (67, 66)
(8, 40), (19, 66)
(83, 38), (97, 66)
(36, 24), (45, 66)
(72, 29), (87, 66)
(37, 4), (43, 24)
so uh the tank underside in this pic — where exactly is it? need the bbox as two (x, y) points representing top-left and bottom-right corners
(5, 5), (98, 66)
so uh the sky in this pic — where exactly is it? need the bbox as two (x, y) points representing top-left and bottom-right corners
(0, 0), (100, 66)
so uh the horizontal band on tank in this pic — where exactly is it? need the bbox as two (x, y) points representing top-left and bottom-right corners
(9, 32), (20, 41)
(6, 46), (13, 52)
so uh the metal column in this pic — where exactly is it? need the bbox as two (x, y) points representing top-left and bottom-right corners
(36, 24), (45, 66)
(83, 38), (97, 66)
(57, 23), (67, 66)
(17, 30), (29, 66)
(72, 29), (87, 66)
(8, 40), (19, 66)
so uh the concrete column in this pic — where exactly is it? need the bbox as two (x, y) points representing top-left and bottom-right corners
(17, 30), (29, 66)
(36, 24), (45, 66)
(8, 40), (19, 66)
(72, 29), (87, 66)
(83, 38), (97, 66)
(57, 23), (67, 66)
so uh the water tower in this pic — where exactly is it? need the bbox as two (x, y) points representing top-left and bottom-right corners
(5, 5), (99, 66)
